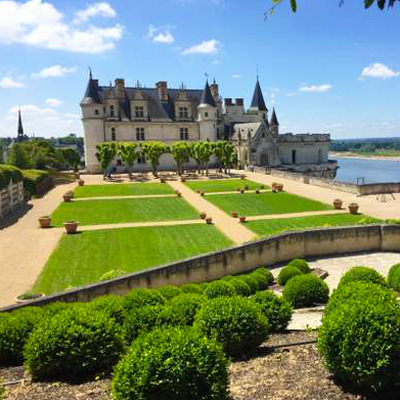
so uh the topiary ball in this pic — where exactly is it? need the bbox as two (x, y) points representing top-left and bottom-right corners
(228, 278), (252, 297)
(283, 274), (329, 308)
(87, 295), (125, 326)
(318, 283), (400, 392)
(180, 283), (203, 294)
(194, 296), (269, 356)
(112, 327), (229, 400)
(387, 263), (400, 291)
(278, 265), (302, 286)
(157, 285), (183, 300)
(251, 291), (293, 332)
(123, 288), (166, 312)
(236, 275), (259, 294)
(0, 307), (44, 366)
(204, 280), (236, 299)
(337, 266), (386, 290)
(288, 259), (311, 274)
(253, 268), (274, 286)
(250, 272), (270, 291)
(24, 308), (125, 382)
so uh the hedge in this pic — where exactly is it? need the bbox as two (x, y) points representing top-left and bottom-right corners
(21, 169), (51, 196)
(387, 263), (400, 292)
(0, 164), (23, 191)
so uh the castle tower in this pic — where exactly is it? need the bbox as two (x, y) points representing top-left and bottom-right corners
(270, 108), (279, 136)
(197, 80), (217, 141)
(249, 77), (268, 120)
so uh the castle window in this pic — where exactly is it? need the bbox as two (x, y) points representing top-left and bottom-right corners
(95, 109), (99, 115)
(110, 105), (115, 117)
(136, 127), (145, 141)
(180, 128), (189, 140)
(205, 112), (208, 117)
(135, 106), (144, 118)
(137, 154), (146, 164)
(111, 127), (116, 141)
(179, 107), (189, 118)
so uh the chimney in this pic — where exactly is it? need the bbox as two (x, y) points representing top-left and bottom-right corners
(156, 81), (168, 102)
(235, 98), (244, 106)
(225, 98), (233, 106)
(210, 82), (219, 100)
(115, 79), (125, 99)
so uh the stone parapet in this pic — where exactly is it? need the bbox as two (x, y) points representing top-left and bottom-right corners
(0, 181), (25, 220)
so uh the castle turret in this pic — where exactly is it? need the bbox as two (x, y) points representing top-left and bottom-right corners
(197, 80), (217, 141)
(270, 107), (279, 135)
(249, 77), (268, 120)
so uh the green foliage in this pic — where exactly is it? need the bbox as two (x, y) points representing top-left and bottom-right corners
(25, 308), (125, 382)
(112, 327), (229, 400)
(250, 271), (271, 290)
(87, 295), (126, 325)
(236, 275), (259, 294)
(387, 263), (400, 291)
(337, 266), (386, 290)
(318, 283), (400, 392)
(204, 280), (236, 299)
(283, 274), (329, 308)
(172, 142), (191, 175)
(7, 143), (31, 169)
(95, 143), (117, 176)
(252, 291), (293, 332)
(194, 296), (269, 356)
(21, 169), (51, 195)
(61, 148), (80, 171)
(123, 288), (166, 313)
(254, 267), (274, 284)
(228, 278), (252, 297)
(0, 164), (23, 190)
(157, 285), (183, 300)
(140, 142), (170, 177)
(180, 283), (203, 294)
(0, 307), (44, 366)
(0, 380), (4, 400)
(117, 143), (140, 174)
(99, 269), (126, 281)
(278, 265), (303, 286)
(288, 259), (311, 274)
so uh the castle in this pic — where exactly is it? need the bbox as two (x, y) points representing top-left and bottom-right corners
(81, 72), (337, 177)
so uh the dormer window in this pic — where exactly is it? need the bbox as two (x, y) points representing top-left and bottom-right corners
(110, 105), (115, 117)
(178, 107), (189, 118)
(135, 106), (144, 118)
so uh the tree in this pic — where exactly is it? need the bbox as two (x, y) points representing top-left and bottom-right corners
(117, 143), (140, 179)
(172, 142), (191, 176)
(221, 142), (238, 175)
(96, 143), (117, 179)
(7, 143), (31, 169)
(198, 141), (215, 176)
(188, 142), (203, 174)
(61, 148), (81, 172)
(140, 142), (170, 177)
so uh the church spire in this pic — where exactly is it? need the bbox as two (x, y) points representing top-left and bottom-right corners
(270, 107), (279, 125)
(199, 80), (216, 107)
(250, 77), (267, 111)
(17, 108), (24, 140)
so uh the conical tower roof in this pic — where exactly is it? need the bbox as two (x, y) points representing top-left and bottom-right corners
(199, 80), (216, 107)
(81, 69), (101, 104)
(270, 108), (279, 125)
(17, 109), (24, 137)
(250, 78), (267, 111)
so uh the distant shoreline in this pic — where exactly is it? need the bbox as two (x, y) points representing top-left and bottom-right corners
(330, 151), (400, 162)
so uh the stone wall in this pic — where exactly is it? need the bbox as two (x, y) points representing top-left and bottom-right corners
(357, 183), (400, 197)
(0, 181), (25, 219)
(3, 224), (400, 312)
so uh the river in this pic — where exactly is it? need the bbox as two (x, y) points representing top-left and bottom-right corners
(334, 157), (400, 184)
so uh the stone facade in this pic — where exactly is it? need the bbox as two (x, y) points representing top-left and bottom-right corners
(81, 72), (336, 175)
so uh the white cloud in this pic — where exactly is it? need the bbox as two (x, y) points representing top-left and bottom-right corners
(231, 74), (241, 79)
(45, 98), (63, 107)
(73, 2), (116, 24)
(287, 92), (297, 97)
(147, 25), (174, 44)
(0, 77), (26, 88)
(0, 0), (123, 54)
(299, 84), (332, 93)
(32, 65), (77, 78)
(181, 39), (221, 55)
(360, 63), (400, 79)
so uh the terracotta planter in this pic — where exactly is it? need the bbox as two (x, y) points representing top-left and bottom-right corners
(78, 180), (85, 187)
(176, 192), (182, 197)
(276, 184), (284, 192)
(181, 177), (186, 182)
(199, 212), (207, 219)
(240, 189), (245, 194)
(231, 211), (238, 218)
(38, 216), (51, 229)
(63, 195), (73, 202)
(255, 189), (260, 194)
(239, 216), (246, 223)
(64, 221), (78, 234)
(15, 292), (44, 304)
(196, 190), (201, 194)
(160, 178), (166, 183)
(349, 204), (359, 215)
(200, 191), (205, 196)
(240, 175), (246, 180)
(236, 188), (241, 192)
(333, 200), (343, 210)
(206, 217), (213, 224)
(260, 185), (265, 189)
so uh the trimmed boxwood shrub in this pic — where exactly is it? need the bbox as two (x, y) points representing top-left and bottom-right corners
(337, 266), (386, 290)
(194, 296), (269, 356)
(157, 285), (183, 300)
(112, 327), (229, 400)
(180, 283), (203, 294)
(21, 169), (51, 196)
(253, 268), (274, 286)
(250, 272), (270, 291)
(123, 288), (166, 312)
(278, 265), (302, 286)
(220, 275), (234, 282)
(236, 275), (258, 294)
(25, 308), (125, 381)
(0, 307), (44, 366)
(204, 280), (236, 299)
(283, 274), (329, 308)
(387, 263), (400, 291)
(228, 278), (251, 297)
(87, 295), (125, 325)
(42, 301), (74, 317)
(252, 291), (293, 332)
(318, 283), (400, 392)
(288, 259), (311, 274)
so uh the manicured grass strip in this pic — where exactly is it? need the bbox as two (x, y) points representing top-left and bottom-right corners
(51, 197), (199, 226)
(74, 183), (174, 198)
(246, 214), (378, 237)
(33, 224), (233, 294)
(205, 192), (332, 216)
(185, 179), (267, 193)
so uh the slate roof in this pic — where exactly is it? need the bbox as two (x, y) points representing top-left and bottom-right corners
(199, 81), (216, 107)
(270, 108), (279, 125)
(250, 79), (267, 111)
(81, 71), (102, 104)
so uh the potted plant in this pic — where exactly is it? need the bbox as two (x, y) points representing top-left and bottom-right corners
(64, 221), (78, 234)
(63, 190), (74, 202)
(260, 185), (265, 189)
(181, 177), (186, 182)
(333, 199), (343, 210)
(255, 189), (260, 194)
(176, 191), (182, 197)
(349, 203), (359, 214)
(160, 177), (166, 183)
(78, 179), (85, 187)
(206, 217), (213, 224)
(240, 174), (246, 180)
(16, 291), (44, 303)
(239, 216), (247, 223)
(38, 215), (51, 229)
(199, 212), (207, 219)
(236, 188), (241, 192)
(276, 183), (284, 192)
(271, 182), (278, 190)
(231, 211), (238, 218)
(240, 188), (245, 194)
(244, 185), (249, 190)
(75, 172), (80, 180)
(200, 191), (205, 196)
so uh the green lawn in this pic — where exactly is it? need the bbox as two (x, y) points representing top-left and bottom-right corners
(205, 192), (332, 216)
(33, 224), (233, 294)
(185, 179), (267, 193)
(247, 214), (376, 237)
(75, 183), (174, 198)
(51, 197), (199, 226)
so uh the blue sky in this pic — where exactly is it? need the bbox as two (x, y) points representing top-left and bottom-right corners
(0, 0), (399, 139)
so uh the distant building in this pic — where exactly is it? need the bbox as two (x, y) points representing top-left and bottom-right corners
(80, 71), (337, 177)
